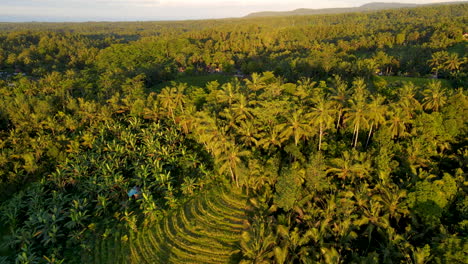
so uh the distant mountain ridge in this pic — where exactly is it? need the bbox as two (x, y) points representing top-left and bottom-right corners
(245, 2), (466, 18)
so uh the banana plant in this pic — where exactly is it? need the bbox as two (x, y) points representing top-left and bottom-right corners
(239, 216), (276, 264)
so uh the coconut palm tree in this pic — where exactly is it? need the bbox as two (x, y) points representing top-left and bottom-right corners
(245, 72), (267, 92)
(278, 109), (313, 146)
(345, 99), (368, 148)
(422, 81), (447, 112)
(172, 83), (186, 113)
(157, 85), (186, 122)
(326, 151), (370, 182)
(351, 77), (368, 103)
(231, 94), (255, 122)
(218, 144), (250, 187)
(444, 52), (462, 72)
(386, 106), (411, 139)
(428, 51), (448, 78)
(235, 120), (259, 147)
(217, 82), (238, 107)
(329, 75), (351, 130)
(258, 125), (283, 150)
(365, 95), (387, 147)
(308, 96), (336, 151)
(396, 82), (421, 118)
(239, 217), (276, 264)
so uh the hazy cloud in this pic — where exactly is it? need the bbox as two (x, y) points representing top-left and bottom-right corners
(0, 0), (465, 22)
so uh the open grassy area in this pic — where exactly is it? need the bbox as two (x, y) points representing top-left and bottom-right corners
(381, 76), (453, 88)
(152, 74), (235, 92)
(447, 42), (467, 56)
(85, 186), (251, 264)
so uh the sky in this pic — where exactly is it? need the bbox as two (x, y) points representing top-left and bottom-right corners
(0, 0), (464, 22)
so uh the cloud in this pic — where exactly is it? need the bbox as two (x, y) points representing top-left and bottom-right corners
(2, 0), (162, 8)
(0, 0), (465, 22)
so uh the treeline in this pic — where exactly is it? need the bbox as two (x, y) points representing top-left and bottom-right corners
(1, 4), (467, 86)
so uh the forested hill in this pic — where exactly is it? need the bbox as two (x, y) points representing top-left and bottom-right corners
(245, 1), (462, 18)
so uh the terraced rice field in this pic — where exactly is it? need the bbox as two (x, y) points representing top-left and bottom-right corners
(85, 187), (251, 264)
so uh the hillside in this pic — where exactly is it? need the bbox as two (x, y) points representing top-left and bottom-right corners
(244, 1), (461, 18)
(82, 186), (251, 264)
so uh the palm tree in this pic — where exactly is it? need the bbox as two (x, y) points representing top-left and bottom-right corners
(351, 77), (369, 103)
(374, 183), (409, 223)
(235, 120), (259, 147)
(245, 72), (267, 92)
(231, 94), (255, 122)
(422, 81), (447, 112)
(397, 82), (421, 117)
(218, 144), (250, 187)
(176, 105), (196, 134)
(217, 82), (237, 107)
(386, 106), (411, 139)
(278, 109), (313, 146)
(172, 83), (186, 113)
(365, 95), (387, 147)
(444, 52), (462, 72)
(428, 51), (448, 78)
(329, 75), (351, 130)
(326, 151), (370, 182)
(157, 84), (186, 122)
(308, 96), (336, 151)
(345, 99), (368, 148)
(258, 125), (282, 150)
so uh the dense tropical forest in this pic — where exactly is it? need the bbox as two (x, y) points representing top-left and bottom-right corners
(0, 3), (467, 264)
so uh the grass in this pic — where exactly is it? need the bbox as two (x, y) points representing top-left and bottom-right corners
(86, 185), (251, 264)
(381, 76), (453, 88)
(447, 42), (467, 56)
(151, 74), (235, 92)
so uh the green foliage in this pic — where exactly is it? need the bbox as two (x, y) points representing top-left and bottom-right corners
(274, 164), (302, 211)
(127, 186), (250, 264)
(433, 235), (468, 264)
(406, 174), (458, 228)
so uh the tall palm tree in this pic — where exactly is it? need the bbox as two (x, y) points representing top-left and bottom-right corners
(245, 72), (267, 92)
(351, 77), (368, 103)
(157, 87), (176, 121)
(396, 82), (421, 118)
(329, 75), (351, 130)
(235, 120), (259, 147)
(386, 106), (411, 139)
(308, 96), (336, 151)
(216, 82), (237, 107)
(258, 125), (283, 150)
(427, 51), (448, 78)
(345, 99), (368, 148)
(422, 81), (447, 112)
(326, 151), (370, 182)
(240, 217), (276, 264)
(157, 84), (186, 122)
(172, 83), (186, 113)
(444, 52), (462, 72)
(278, 109), (313, 146)
(365, 95), (387, 147)
(218, 144), (250, 187)
(231, 94), (255, 122)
